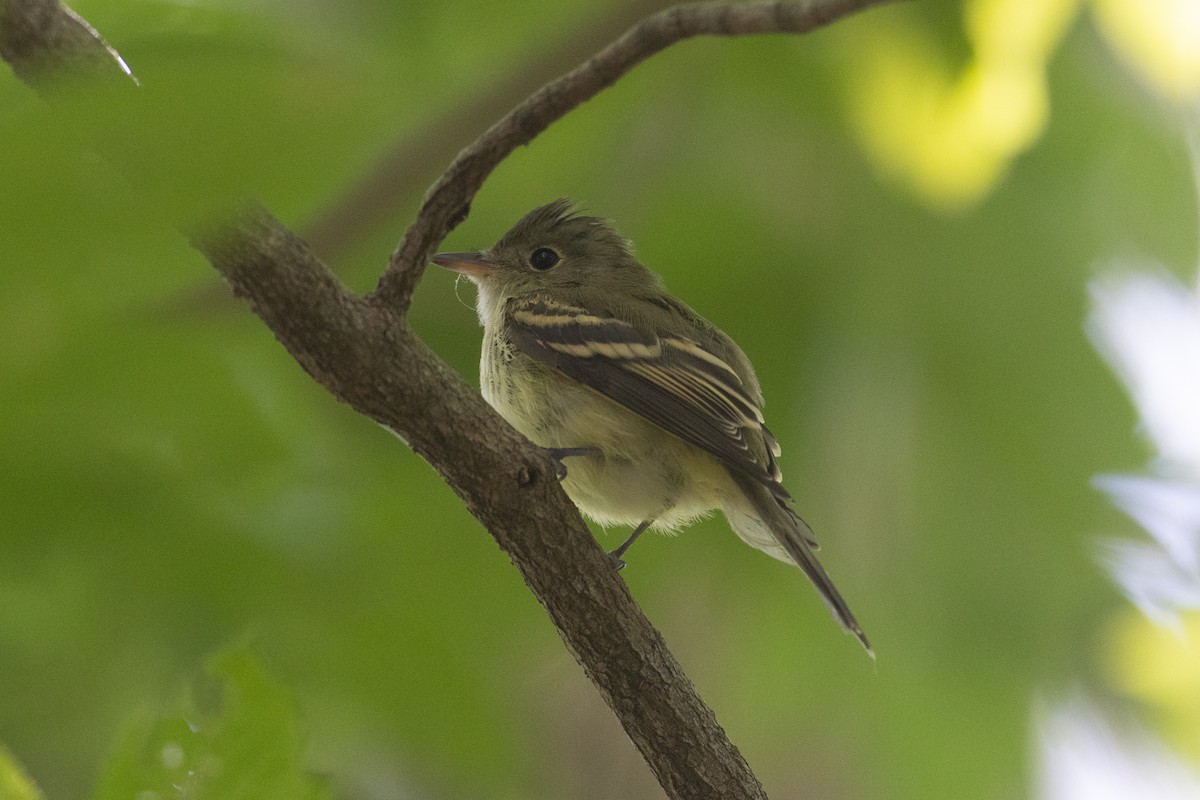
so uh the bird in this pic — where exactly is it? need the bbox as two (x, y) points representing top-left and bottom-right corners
(432, 199), (869, 652)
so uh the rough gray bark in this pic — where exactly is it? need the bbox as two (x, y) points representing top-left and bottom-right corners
(0, 0), (131, 83)
(0, 2), (888, 798)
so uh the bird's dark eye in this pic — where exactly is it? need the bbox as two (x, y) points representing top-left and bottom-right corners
(529, 247), (560, 271)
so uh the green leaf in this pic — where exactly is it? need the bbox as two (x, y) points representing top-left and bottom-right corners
(93, 647), (327, 800)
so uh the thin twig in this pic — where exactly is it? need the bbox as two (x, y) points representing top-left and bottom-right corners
(299, 0), (673, 262)
(375, 0), (890, 313)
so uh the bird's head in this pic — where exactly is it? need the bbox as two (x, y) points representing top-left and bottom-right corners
(431, 199), (662, 300)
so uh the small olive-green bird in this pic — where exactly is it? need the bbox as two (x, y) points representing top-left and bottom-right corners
(433, 200), (869, 652)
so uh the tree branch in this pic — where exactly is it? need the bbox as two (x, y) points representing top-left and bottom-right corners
(192, 203), (774, 800)
(0, 0), (132, 86)
(1, 2), (887, 798)
(299, 0), (674, 262)
(376, 0), (891, 313)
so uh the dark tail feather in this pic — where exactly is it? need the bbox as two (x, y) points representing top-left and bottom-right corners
(776, 519), (873, 656)
(730, 475), (873, 656)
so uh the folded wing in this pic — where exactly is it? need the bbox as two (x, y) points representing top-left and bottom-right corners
(505, 293), (789, 500)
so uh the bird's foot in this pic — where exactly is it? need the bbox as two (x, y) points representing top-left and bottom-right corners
(545, 446), (602, 481)
(608, 519), (652, 571)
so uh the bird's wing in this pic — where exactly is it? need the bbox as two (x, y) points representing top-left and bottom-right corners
(504, 293), (789, 496)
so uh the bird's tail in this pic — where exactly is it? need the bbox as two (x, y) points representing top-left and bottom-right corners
(726, 474), (872, 655)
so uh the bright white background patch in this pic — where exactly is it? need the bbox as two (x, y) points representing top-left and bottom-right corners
(1089, 273), (1200, 478)
(1036, 697), (1200, 800)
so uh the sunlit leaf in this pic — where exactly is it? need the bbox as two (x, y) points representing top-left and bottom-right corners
(838, 0), (1078, 208)
(1093, 0), (1200, 104)
(0, 746), (43, 800)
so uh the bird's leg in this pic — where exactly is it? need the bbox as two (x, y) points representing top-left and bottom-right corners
(545, 446), (602, 480)
(609, 519), (653, 571)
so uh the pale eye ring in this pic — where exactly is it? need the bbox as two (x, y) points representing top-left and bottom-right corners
(529, 247), (560, 271)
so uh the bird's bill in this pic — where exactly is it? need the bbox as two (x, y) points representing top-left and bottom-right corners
(431, 251), (496, 279)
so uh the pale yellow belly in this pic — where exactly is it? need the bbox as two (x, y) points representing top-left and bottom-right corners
(482, 344), (734, 531)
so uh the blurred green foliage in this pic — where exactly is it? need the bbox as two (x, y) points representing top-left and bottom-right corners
(0, 1), (1195, 799)
(94, 647), (328, 800)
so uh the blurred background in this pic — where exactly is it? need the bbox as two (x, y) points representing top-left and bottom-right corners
(2, 0), (1198, 798)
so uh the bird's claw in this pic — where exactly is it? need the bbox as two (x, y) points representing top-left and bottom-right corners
(544, 446), (601, 482)
(552, 457), (569, 481)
